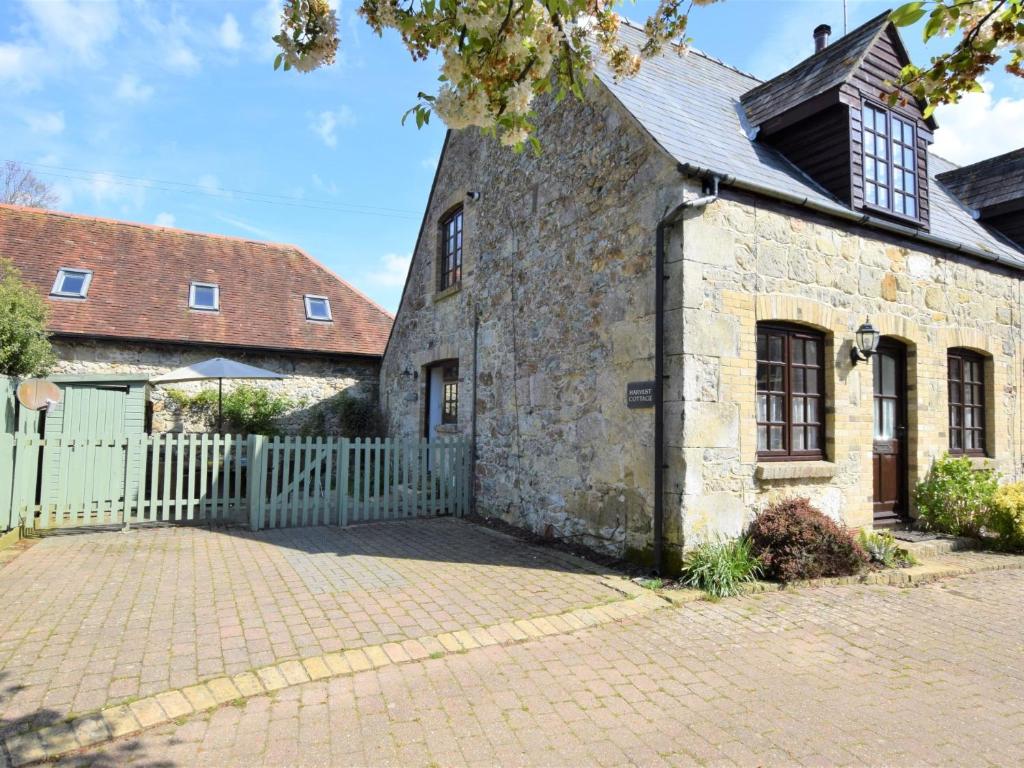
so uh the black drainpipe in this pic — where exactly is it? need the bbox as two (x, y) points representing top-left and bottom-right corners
(471, 310), (480, 514)
(653, 173), (721, 575)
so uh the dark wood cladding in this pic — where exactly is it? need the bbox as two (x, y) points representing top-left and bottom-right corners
(988, 212), (1024, 249)
(764, 105), (853, 205)
(757, 24), (932, 229)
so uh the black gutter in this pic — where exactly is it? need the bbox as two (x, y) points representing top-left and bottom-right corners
(471, 311), (480, 514)
(677, 162), (1024, 273)
(653, 175), (721, 575)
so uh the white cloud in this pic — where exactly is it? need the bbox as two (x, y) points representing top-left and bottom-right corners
(166, 42), (200, 74)
(312, 173), (339, 195)
(85, 171), (147, 209)
(22, 110), (64, 135)
(214, 213), (276, 240)
(0, 43), (44, 89)
(21, 0), (120, 61)
(310, 107), (356, 148)
(154, 212), (176, 227)
(931, 81), (1024, 166)
(115, 74), (154, 102)
(363, 253), (412, 288)
(219, 13), (243, 50)
(197, 174), (223, 195)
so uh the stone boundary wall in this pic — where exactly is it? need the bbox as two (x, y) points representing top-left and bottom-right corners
(50, 338), (380, 434)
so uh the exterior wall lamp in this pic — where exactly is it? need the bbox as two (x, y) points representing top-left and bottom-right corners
(851, 318), (881, 364)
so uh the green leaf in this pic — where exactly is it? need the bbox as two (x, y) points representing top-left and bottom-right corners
(923, 8), (946, 40)
(889, 2), (927, 27)
(273, 53), (283, 71)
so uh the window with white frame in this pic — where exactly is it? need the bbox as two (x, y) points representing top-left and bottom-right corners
(304, 295), (332, 321)
(51, 268), (92, 298)
(189, 282), (219, 311)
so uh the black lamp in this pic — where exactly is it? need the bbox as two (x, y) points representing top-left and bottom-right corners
(851, 318), (880, 364)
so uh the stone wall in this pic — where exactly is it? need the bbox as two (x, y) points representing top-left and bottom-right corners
(51, 338), (380, 434)
(381, 85), (684, 556)
(668, 188), (1024, 555)
(382, 82), (1024, 567)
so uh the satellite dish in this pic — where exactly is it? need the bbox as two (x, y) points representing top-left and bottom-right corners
(16, 379), (61, 411)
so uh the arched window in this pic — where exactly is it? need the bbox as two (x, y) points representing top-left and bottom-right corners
(756, 323), (826, 460)
(948, 349), (986, 455)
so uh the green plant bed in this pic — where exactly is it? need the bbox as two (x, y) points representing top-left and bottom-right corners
(857, 530), (918, 569)
(679, 537), (762, 599)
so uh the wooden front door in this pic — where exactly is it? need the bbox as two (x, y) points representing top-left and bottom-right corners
(872, 339), (908, 526)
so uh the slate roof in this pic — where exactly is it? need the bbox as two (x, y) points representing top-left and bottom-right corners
(741, 11), (891, 128)
(936, 149), (1024, 213)
(594, 20), (1024, 268)
(0, 204), (393, 357)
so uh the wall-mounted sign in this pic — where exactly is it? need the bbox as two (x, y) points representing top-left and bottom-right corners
(627, 381), (655, 409)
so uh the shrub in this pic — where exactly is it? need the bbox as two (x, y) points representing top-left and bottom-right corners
(987, 482), (1024, 551)
(299, 391), (384, 437)
(167, 384), (294, 435)
(913, 453), (998, 537)
(747, 497), (868, 582)
(857, 529), (917, 569)
(0, 258), (55, 375)
(680, 537), (762, 599)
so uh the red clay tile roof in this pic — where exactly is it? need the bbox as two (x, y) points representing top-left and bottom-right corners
(0, 204), (393, 357)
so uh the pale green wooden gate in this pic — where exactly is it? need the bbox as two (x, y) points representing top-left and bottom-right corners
(39, 377), (149, 526)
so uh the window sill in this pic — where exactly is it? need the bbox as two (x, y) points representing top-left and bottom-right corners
(755, 461), (836, 482)
(433, 283), (462, 303)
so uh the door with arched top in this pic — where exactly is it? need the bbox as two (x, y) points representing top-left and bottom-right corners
(872, 339), (908, 526)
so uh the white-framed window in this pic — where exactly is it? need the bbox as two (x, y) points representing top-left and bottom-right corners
(304, 294), (332, 321)
(189, 282), (220, 311)
(50, 268), (93, 298)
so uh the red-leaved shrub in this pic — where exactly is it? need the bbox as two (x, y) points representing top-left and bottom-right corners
(747, 497), (868, 582)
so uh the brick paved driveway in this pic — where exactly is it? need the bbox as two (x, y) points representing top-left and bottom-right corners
(58, 568), (1024, 767)
(0, 519), (622, 737)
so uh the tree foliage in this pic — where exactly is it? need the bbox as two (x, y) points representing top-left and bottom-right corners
(890, 0), (1024, 117)
(275, 0), (1023, 147)
(1, 161), (58, 209)
(0, 258), (56, 377)
(168, 383), (295, 435)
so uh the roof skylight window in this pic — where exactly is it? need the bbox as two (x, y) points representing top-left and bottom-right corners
(189, 282), (220, 311)
(51, 268), (93, 298)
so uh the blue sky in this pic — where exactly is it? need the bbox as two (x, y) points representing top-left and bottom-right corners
(1, 1), (1020, 313)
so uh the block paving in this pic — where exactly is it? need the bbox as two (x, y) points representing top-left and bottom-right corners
(53, 567), (1024, 767)
(0, 519), (623, 739)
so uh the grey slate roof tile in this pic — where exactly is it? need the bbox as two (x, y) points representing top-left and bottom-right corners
(937, 149), (1024, 213)
(741, 12), (890, 128)
(593, 20), (1024, 268)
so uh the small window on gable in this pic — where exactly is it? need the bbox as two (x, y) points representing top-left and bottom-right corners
(51, 268), (92, 298)
(862, 103), (918, 219)
(189, 282), (219, 311)
(439, 206), (463, 292)
(304, 295), (332, 321)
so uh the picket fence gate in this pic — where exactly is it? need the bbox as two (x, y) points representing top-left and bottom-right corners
(0, 433), (471, 532)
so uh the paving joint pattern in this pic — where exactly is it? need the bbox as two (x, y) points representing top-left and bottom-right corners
(1, 590), (670, 766)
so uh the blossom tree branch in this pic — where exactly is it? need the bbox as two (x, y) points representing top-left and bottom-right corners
(274, 0), (1024, 148)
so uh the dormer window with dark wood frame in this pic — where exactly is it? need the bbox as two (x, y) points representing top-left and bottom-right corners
(862, 103), (918, 219)
(739, 13), (935, 231)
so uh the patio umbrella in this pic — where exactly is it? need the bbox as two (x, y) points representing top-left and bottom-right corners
(150, 357), (286, 432)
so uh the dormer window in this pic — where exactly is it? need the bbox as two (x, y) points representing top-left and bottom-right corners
(51, 268), (92, 298)
(189, 282), (219, 311)
(862, 103), (918, 219)
(304, 295), (332, 321)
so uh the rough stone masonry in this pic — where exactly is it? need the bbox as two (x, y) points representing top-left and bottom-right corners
(382, 83), (1024, 569)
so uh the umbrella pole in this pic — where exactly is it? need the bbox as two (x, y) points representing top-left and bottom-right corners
(218, 378), (223, 433)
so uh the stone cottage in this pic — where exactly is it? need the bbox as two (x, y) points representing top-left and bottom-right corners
(0, 204), (392, 432)
(381, 11), (1024, 571)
